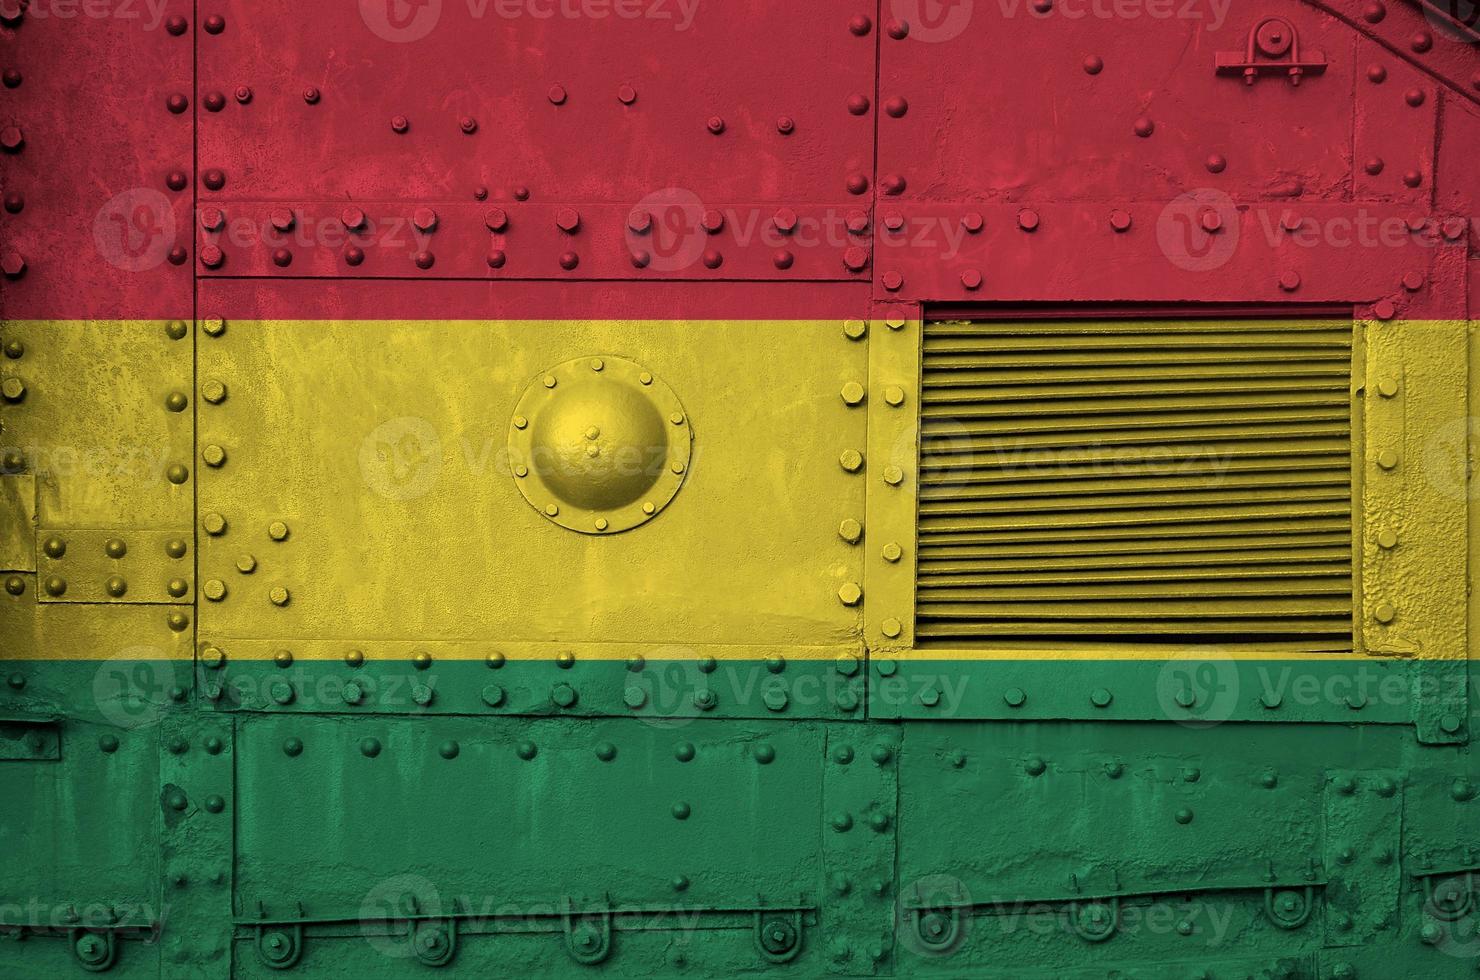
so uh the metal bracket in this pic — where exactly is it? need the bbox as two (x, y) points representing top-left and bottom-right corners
(560, 896), (612, 966)
(1264, 885), (1315, 930)
(1068, 898), (1119, 943)
(254, 902), (304, 970)
(752, 901), (804, 964)
(69, 927), (119, 973)
(1415, 866), (1479, 922)
(406, 897), (458, 968)
(1217, 17), (1327, 85)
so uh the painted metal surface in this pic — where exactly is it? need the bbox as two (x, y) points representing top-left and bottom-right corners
(2, 0), (1480, 976)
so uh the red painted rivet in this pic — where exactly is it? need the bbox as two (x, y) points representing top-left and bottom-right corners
(200, 245), (224, 269)
(886, 19), (909, 39)
(1278, 271), (1300, 292)
(1133, 116), (1155, 138)
(847, 174), (869, 195)
(1442, 218), (1467, 241)
(961, 269), (983, 290)
(3, 192), (23, 213)
(1205, 153), (1227, 174)
(166, 171), (188, 192)
(885, 212), (906, 232)
(1406, 215), (1428, 234)
(272, 247), (292, 268)
(1, 69), (18, 88)
(627, 209), (651, 234)
(473, 186), (488, 201)
(1405, 88), (1426, 107)
(391, 115), (410, 134)
(1362, 1), (1386, 22)
(1018, 209), (1040, 232)
(484, 208), (508, 233)
(773, 249), (794, 269)
(1032, 0), (1052, 10)
(559, 251), (579, 270)
(459, 116), (478, 134)
(548, 84), (567, 105)
(1403, 170), (1423, 188)
(414, 251), (435, 270)
(1367, 64), (1387, 84)
(882, 174), (907, 195)
(202, 169), (226, 191)
(413, 207), (438, 233)
(959, 212), (983, 234)
(845, 210), (869, 234)
(1084, 55), (1104, 75)
(1373, 300), (1397, 320)
(270, 208), (294, 232)
(165, 14), (188, 34)
(1, 251), (25, 278)
(617, 84), (637, 105)
(701, 210), (724, 234)
(706, 116), (725, 135)
(1279, 213), (1302, 233)
(344, 246), (365, 266)
(487, 249), (506, 268)
(843, 247), (869, 272)
(702, 249), (723, 269)
(556, 207), (581, 233)
(776, 116), (795, 135)
(200, 207), (225, 232)
(235, 86), (253, 105)
(303, 87), (321, 105)
(1402, 271), (1424, 291)
(204, 14), (225, 33)
(1411, 30), (1433, 53)
(167, 93), (189, 114)
(773, 208), (797, 234)
(882, 271), (904, 291)
(849, 14), (872, 35)
(1364, 158), (1384, 176)
(341, 207), (366, 231)
(629, 249), (650, 269)
(1110, 209), (1132, 232)
(847, 94), (871, 115)
(513, 186), (530, 201)
(1199, 209), (1222, 233)
(168, 245), (188, 266)
(203, 91), (226, 112)
(884, 96), (908, 118)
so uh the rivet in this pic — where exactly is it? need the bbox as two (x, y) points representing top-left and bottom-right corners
(1017, 209), (1040, 231)
(1364, 157), (1385, 176)
(482, 684), (506, 707)
(345, 246), (366, 266)
(1376, 378), (1400, 398)
(1110, 209), (1132, 232)
(360, 738), (381, 758)
(843, 247), (870, 273)
(459, 116), (478, 134)
(556, 207), (581, 233)
(282, 737), (303, 757)
(269, 521), (289, 541)
(269, 586), (290, 607)
(200, 246), (225, 270)
(883, 465), (904, 486)
(414, 250), (435, 270)
(840, 381), (866, 405)
(202, 168), (226, 191)
(1200, 209), (1222, 232)
(839, 449), (864, 472)
(390, 114), (410, 133)
(1401, 272), (1424, 292)
(884, 385), (905, 406)
(843, 319), (867, 340)
(773, 249), (795, 269)
(487, 249), (506, 268)
(847, 173), (870, 195)
(342, 682), (363, 706)
(882, 542), (902, 563)
(203, 579), (226, 602)
(1091, 688), (1113, 707)
(838, 518), (863, 544)
(105, 576), (127, 598)
(203, 444), (226, 467)
(1373, 602), (1396, 624)
(203, 512), (227, 535)
(1175, 808), (1194, 825)
(1368, 64), (1388, 84)
(1004, 688), (1027, 708)
(1025, 756), (1046, 777)
(847, 94), (871, 115)
(617, 84), (637, 105)
(439, 740), (460, 760)
(849, 14), (872, 35)
(1412, 30), (1433, 53)
(413, 207), (438, 233)
(1403, 170), (1423, 188)
(547, 84), (567, 105)
(1376, 450), (1399, 470)
(884, 96), (908, 117)
(960, 269), (982, 290)
(1373, 299), (1396, 321)
(838, 582), (862, 606)
(881, 618), (901, 638)
(1133, 116), (1155, 137)
(303, 87), (321, 105)
(1377, 529), (1398, 549)
(1279, 271), (1301, 292)
(886, 317), (905, 330)
(1083, 54), (1104, 74)
(706, 116), (725, 135)
(559, 251), (580, 271)
(642, 502), (656, 515)
(672, 801), (692, 820)
(166, 93), (189, 114)
(166, 464), (189, 485)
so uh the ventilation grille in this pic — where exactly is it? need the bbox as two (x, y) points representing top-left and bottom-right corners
(915, 318), (1354, 650)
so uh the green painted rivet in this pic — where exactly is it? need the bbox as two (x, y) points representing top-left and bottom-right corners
(836, 688), (859, 712)
(270, 681), (295, 705)
(671, 875), (689, 892)
(1175, 808), (1194, 824)
(754, 743), (775, 764)
(833, 745), (854, 765)
(204, 737), (223, 755)
(831, 812), (853, 832)
(835, 654), (861, 677)
(98, 734), (119, 753)
(481, 684), (505, 707)
(675, 742), (696, 762)
(876, 659), (897, 677)
(439, 740), (459, 759)
(360, 738), (381, 758)
(204, 795), (225, 814)
(1002, 687), (1027, 708)
(282, 737), (303, 757)
(411, 684), (434, 706)
(764, 687), (789, 712)
(698, 656), (717, 673)
(1441, 714), (1464, 734)
(516, 741), (538, 760)
(623, 686), (646, 708)
(870, 744), (893, 765)
(1091, 688), (1112, 707)
(167, 791), (188, 811)
(595, 742), (617, 761)
(342, 682), (364, 705)
(671, 801), (691, 820)
(1025, 756), (1046, 776)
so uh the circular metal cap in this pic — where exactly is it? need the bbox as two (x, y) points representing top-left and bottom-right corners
(509, 356), (691, 534)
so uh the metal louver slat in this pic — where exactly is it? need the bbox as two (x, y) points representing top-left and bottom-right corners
(914, 318), (1355, 648)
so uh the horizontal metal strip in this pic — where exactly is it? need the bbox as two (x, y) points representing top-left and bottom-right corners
(917, 517), (1353, 548)
(917, 568), (1355, 592)
(918, 535), (1351, 563)
(921, 333), (1352, 354)
(923, 444), (1355, 473)
(923, 350), (1353, 370)
(915, 597), (1353, 617)
(914, 619), (1352, 636)
(920, 505), (1349, 535)
(921, 408), (1350, 434)
(919, 468), (1350, 499)
(923, 385), (1352, 409)
(921, 363), (1354, 386)
(918, 486), (1350, 516)
(925, 319), (1351, 336)
(920, 457), (1351, 487)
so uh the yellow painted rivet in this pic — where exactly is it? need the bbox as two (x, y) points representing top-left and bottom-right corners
(1377, 530), (1398, 549)
(884, 385), (905, 406)
(203, 444), (226, 467)
(838, 582), (863, 606)
(204, 579), (227, 601)
(236, 554), (257, 573)
(1377, 450), (1399, 470)
(591, 358), (604, 371)
(883, 465), (904, 486)
(595, 518), (609, 531)
(514, 464), (528, 478)
(671, 461), (685, 474)
(885, 317), (905, 330)
(670, 412), (685, 425)
(642, 502), (656, 515)
(843, 319), (867, 340)
(202, 317), (225, 337)
(543, 375), (557, 388)
(840, 449), (864, 472)
(105, 576), (127, 598)
(882, 542), (902, 563)
(513, 415), (528, 429)
(545, 504), (559, 517)
(269, 586), (290, 606)
(841, 382), (866, 405)
(639, 372), (653, 385)
(838, 518), (863, 544)
(1374, 602), (1396, 624)
(104, 538), (127, 559)
(203, 513), (227, 535)
(268, 521), (289, 541)
(202, 379), (227, 403)
(1377, 379), (1399, 398)
(881, 617), (902, 638)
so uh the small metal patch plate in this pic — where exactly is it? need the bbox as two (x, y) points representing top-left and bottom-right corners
(508, 356), (692, 534)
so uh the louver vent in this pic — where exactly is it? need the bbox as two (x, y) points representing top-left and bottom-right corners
(915, 318), (1354, 650)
